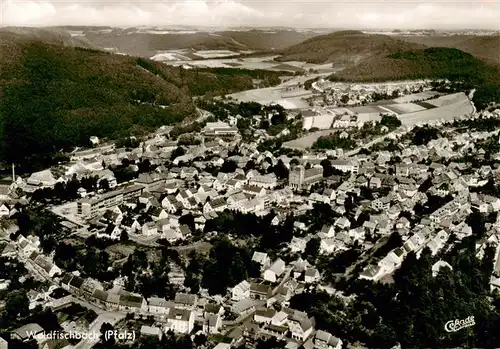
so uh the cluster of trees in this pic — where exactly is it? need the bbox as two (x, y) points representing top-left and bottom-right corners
(292, 238), (500, 348)
(186, 68), (291, 96)
(54, 236), (119, 282)
(184, 238), (260, 295)
(405, 125), (441, 145)
(31, 174), (107, 204)
(177, 134), (201, 146)
(317, 248), (362, 279)
(380, 114), (402, 129)
(452, 115), (500, 133)
(371, 90), (403, 102)
(169, 122), (202, 140)
(15, 209), (65, 255)
(115, 137), (141, 149)
(121, 248), (177, 299)
(313, 132), (357, 150)
(204, 210), (295, 254)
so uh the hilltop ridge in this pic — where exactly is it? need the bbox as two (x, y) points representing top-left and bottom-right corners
(276, 31), (424, 64)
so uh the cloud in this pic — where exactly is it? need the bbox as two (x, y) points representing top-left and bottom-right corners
(1, 0), (499, 29)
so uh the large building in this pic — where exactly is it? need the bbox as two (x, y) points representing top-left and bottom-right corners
(203, 121), (238, 137)
(77, 184), (144, 218)
(330, 159), (359, 173)
(288, 165), (324, 190)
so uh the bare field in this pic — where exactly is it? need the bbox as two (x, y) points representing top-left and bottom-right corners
(228, 87), (312, 109)
(399, 93), (473, 126)
(156, 53), (339, 74)
(392, 91), (442, 103)
(283, 130), (334, 149)
(383, 103), (428, 114)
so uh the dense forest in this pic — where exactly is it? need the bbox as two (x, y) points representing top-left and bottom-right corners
(0, 39), (291, 168)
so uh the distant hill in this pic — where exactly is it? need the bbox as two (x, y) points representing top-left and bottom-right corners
(0, 31), (290, 168)
(0, 26), (95, 48)
(59, 27), (323, 58)
(330, 47), (497, 83)
(276, 30), (424, 65)
(398, 35), (500, 64)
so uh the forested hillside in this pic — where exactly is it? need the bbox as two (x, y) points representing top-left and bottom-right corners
(0, 35), (290, 167)
(329, 47), (500, 110)
(276, 30), (423, 64)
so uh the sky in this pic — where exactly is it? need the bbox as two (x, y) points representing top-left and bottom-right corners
(1, 0), (500, 29)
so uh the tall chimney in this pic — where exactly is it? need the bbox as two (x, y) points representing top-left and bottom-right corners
(11, 163), (15, 183)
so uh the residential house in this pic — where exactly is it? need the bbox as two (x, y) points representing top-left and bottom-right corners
(249, 174), (278, 189)
(118, 292), (146, 313)
(174, 293), (197, 310)
(232, 280), (251, 301)
(251, 252), (271, 270)
(166, 308), (195, 334)
(231, 298), (256, 316)
(285, 308), (314, 342)
(148, 297), (170, 315)
(203, 313), (222, 334)
(264, 258), (286, 283)
(203, 197), (227, 214)
(243, 185), (267, 197)
(303, 330), (343, 349)
(334, 217), (351, 230)
(140, 326), (162, 340)
(432, 260), (453, 277)
(250, 283), (272, 300)
(254, 308), (276, 324)
(304, 267), (320, 283)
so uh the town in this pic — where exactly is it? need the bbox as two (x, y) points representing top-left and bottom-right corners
(0, 72), (500, 349)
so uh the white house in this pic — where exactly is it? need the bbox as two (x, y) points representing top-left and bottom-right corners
(140, 326), (162, 340)
(305, 330), (343, 349)
(252, 251), (271, 269)
(165, 308), (194, 334)
(203, 313), (222, 334)
(232, 280), (251, 301)
(264, 258), (286, 283)
(148, 297), (170, 315)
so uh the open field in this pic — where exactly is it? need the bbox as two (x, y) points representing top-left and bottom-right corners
(193, 50), (244, 58)
(283, 130), (334, 149)
(228, 86), (312, 109)
(285, 92), (474, 149)
(303, 111), (336, 129)
(155, 53), (339, 74)
(425, 92), (468, 107)
(383, 103), (428, 114)
(227, 73), (329, 109)
(392, 91), (442, 103)
(398, 92), (473, 126)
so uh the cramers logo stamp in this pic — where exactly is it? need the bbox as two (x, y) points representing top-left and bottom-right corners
(444, 316), (475, 332)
